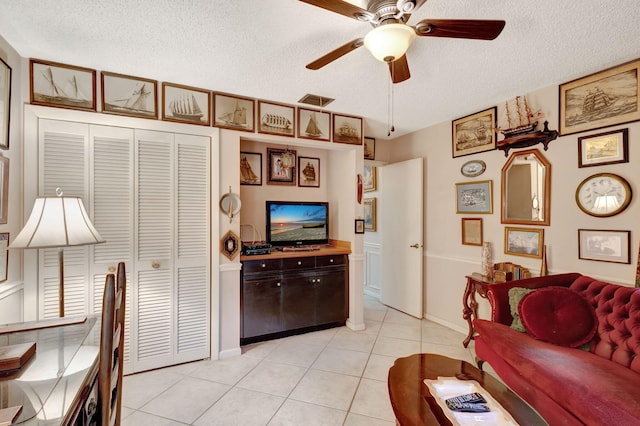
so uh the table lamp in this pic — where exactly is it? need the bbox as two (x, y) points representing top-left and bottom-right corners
(10, 189), (105, 317)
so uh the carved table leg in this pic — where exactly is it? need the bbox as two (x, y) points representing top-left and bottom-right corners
(462, 277), (476, 347)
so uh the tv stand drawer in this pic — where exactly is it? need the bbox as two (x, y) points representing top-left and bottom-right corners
(282, 257), (315, 270)
(243, 258), (283, 274)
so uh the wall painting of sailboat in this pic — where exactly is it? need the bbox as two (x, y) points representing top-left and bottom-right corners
(240, 151), (262, 186)
(214, 92), (255, 132)
(101, 72), (157, 119)
(559, 59), (640, 135)
(162, 82), (211, 126)
(30, 59), (96, 111)
(298, 107), (330, 141)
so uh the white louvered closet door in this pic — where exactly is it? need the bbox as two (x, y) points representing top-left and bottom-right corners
(90, 125), (134, 373)
(135, 130), (174, 372)
(36, 119), (210, 374)
(174, 133), (210, 364)
(133, 130), (211, 372)
(39, 119), (91, 318)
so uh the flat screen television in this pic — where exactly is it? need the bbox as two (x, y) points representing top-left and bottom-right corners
(266, 201), (329, 247)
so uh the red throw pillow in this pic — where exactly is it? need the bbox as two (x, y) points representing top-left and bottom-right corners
(519, 286), (598, 347)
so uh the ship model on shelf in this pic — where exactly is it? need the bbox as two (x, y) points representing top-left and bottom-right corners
(496, 96), (558, 156)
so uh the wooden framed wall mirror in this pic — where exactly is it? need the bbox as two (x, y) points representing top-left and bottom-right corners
(501, 148), (551, 226)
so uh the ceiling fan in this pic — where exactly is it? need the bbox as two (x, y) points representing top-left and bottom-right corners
(300, 0), (506, 83)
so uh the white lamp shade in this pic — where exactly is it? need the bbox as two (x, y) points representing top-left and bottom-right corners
(364, 23), (416, 62)
(10, 196), (105, 249)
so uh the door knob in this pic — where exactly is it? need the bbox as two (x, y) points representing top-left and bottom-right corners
(108, 265), (116, 273)
(410, 243), (421, 248)
(151, 262), (160, 269)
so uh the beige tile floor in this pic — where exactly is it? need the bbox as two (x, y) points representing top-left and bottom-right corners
(121, 295), (477, 425)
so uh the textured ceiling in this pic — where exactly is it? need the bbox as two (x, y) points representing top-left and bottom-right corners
(1, 0), (639, 140)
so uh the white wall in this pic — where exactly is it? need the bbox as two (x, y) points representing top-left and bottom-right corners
(383, 83), (640, 332)
(0, 35), (24, 323)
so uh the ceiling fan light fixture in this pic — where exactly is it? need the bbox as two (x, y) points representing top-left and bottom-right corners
(364, 23), (416, 63)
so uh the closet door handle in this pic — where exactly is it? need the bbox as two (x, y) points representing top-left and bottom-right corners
(108, 265), (116, 273)
(151, 262), (160, 269)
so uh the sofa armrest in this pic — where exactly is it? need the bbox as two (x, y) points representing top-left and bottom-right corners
(487, 272), (582, 324)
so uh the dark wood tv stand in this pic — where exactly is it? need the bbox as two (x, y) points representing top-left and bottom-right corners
(240, 245), (350, 345)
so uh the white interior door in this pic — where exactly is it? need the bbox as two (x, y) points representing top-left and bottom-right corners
(379, 158), (424, 318)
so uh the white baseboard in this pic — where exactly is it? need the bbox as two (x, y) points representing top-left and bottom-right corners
(218, 347), (242, 359)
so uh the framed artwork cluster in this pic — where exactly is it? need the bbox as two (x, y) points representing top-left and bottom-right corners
(28, 58), (365, 144)
(241, 148), (321, 188)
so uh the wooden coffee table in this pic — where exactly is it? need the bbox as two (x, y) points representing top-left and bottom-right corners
(388, 354), (546, 425)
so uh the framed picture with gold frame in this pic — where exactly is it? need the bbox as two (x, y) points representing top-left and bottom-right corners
(505, 227), (544, 259)
(578, 128), (628, 167)
(456, 180), (493, 214)
(213, 92), (255, 132)
(298, 107), (330, 141)
(363, 164), (376, 192)
(461, 218), (483, 246)
(30, 59), (96, 111)
(333, 113), (363, 144)
(364, 137), (375, 160)
(101, 71), (157, 119)
(258, 100), (295, 137)
(452, 107), (497, 158)
(364, 198), (377, 232)
(162, 82), (211, 126)
(559, 59), (640, 135)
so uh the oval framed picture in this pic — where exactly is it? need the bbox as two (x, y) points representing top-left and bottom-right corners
(461, 160), (486, 177)
(575, 173), (632, 217)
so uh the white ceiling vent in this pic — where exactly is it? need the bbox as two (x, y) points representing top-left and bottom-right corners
(298, 94), (335, 108)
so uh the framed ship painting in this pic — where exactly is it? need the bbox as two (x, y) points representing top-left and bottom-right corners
(364, 137), (375, 160)
(298, 156), (320, 188)
(101, 71), (157, 119)
(363, 198), (377, 231)
(30, 59), (96, 111)
(0, 57), (10, 150)
(258, 100), (295, 137)
(297, 107), (330, 141)
(333, 113), (363, 145)
(559, 59), (640, 135)
(452, 107), (497, 157)
(214, 92), (255, 132)
(162, 82), (211, 126)
(240, 152), (262, 186)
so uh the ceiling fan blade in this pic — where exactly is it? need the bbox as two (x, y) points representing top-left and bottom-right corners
(414, 19), (506, 40)
(388, 55), (410, 83)
(306, 38), (364, 70)
(412, 0), (429, 11)
(299, 0), (373, 21)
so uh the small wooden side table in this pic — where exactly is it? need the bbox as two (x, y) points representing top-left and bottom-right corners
(462, 273), (496, 347)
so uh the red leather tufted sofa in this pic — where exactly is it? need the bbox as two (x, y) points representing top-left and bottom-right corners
(473, 273), (640, 425)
